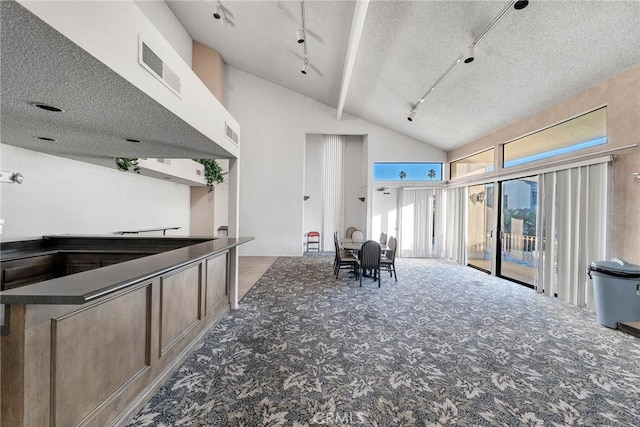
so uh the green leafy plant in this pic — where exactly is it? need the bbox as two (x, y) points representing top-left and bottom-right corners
(195, 159), (226, 192)
(115, 158), (140, 173)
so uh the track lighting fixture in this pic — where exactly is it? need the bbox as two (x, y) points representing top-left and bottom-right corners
(462, 45), (475, 64)
(514, 1), (529, 10)
(297, 0), (310, 75)
(210, 1), (229, 26)
(407, 0), (529, 122)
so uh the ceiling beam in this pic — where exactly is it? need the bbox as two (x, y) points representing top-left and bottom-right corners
(336, 0), (369, 121)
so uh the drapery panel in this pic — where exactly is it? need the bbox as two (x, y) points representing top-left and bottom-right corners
(322, 135), (345, 251)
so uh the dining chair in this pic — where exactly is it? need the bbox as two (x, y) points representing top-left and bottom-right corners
(334, 238), (359, 279)
(357, 240), (382, 287)
(381, 236), (397, 281)
(379, 232), (387, 245)
(345, 227), (357, 238)
(306, 231), (320, 251)
(351, 230), (364, 243)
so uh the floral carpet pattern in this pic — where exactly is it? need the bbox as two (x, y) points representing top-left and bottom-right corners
(129, 256), (640, 426)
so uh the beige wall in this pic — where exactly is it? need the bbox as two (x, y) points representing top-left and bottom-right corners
(447, 65), (640, 264)
(192, 41), (226, 105)
(190, 43), (228, 236)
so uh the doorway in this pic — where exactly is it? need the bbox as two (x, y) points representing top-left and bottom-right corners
(466, 183), (495, 273)
(498, 176), (538, 287)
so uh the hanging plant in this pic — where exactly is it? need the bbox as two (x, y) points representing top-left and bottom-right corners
(115, 158), (140, 173)
(194, 159), (226, 192)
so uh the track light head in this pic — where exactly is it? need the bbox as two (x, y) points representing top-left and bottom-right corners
(514, 1), (529, 10)
(296, 28), (305, 44)
(301, 62), (308, 75)
(463, 45), (475, 64)
(407, 110), (416, 122)
(212, 6), (221, 19)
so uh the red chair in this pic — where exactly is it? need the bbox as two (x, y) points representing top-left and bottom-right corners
(307, 231), (320, 251)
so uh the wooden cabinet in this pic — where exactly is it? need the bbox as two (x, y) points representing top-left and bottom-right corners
(1, 255), (59, 290)
(63, 253), (149, 275)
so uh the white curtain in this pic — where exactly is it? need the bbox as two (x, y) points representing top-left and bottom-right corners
(537, 162), (608, 309)
(322, 135), (345, 250)
(444, 186), (467, 264)
(434, 188), (445, 258)
(399, 189), (434, 257)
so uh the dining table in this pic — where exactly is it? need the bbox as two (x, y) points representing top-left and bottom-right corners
(341, 238), (389, 253)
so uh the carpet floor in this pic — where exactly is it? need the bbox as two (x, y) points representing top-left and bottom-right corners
(129, 256), (640, 426)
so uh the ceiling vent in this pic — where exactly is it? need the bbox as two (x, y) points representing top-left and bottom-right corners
(225, 122), (239, 144)
(156, 158), (171, 165)
(139, 39), (181, 97)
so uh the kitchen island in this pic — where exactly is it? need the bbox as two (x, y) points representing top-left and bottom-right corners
(0, 234), (253, 427)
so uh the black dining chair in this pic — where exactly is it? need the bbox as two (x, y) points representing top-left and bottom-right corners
(334, 238), (359, 279)
(357, 240), (382, 287)
(381, 236), (397, 281)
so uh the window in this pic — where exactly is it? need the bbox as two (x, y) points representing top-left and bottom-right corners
(503, 107), (607, 168)
(450, 149), (494, 179)
(373, 162), (443, 181)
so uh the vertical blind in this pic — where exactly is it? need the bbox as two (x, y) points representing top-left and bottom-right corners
(535, 162), (608, 309)
(443, 186), (467, 264)
(399, 189), (434, 257)
(322, 135), (345, 251)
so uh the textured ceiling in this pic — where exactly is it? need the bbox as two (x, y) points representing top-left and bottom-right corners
(168, 0), (355, 108)
(1, 0), (638, 166)
(170, 0), (640, 151)
(0, 0), (233, 164)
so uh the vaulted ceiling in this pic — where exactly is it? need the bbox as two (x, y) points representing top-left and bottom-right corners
(168, 0), (640, 151)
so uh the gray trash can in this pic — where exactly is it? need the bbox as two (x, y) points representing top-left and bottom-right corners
(588, 258), (640, 329)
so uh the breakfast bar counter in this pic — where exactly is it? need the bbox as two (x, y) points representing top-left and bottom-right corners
(0, 234), (253, 427)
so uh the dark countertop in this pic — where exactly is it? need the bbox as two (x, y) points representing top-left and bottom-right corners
(0, 236), (254, 305)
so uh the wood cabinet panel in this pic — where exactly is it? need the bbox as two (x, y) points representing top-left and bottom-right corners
(51, 285), (150, 427)
(206, 252), (228, 315)
(159, 265), (201, 356)
(1, 255), (58, 290)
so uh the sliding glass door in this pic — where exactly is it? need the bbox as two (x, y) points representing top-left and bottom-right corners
(467, 183), (494, 272)
(499, 176), (538, 286)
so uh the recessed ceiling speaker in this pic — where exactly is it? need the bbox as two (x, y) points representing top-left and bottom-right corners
(296, 28), (305, 44)
(514, 1), (529, 10)
(301, 62), (309, 75)
(463, 45), (475, 64)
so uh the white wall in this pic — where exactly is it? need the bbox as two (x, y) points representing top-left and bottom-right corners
(0, 145), (190, 240)
(303, 134), (324, 249)
(134, 0), (193, 66)
(227, 66), (446, 256)
(371, 188), (399, 242)
(227, 68), (306, 256)
(343, 135), (365, 234)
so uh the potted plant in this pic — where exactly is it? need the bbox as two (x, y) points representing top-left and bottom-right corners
(114, 158), (226, 192)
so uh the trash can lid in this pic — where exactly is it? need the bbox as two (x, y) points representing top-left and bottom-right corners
(589, 258), (640, 278)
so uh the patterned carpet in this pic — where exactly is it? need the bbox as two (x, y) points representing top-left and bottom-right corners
(129, 256), (640, 426)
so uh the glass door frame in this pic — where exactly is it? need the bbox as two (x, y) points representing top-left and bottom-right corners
(496, 176), (539, 289)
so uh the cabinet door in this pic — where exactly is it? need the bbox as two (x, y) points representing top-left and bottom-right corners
(205, 252), (228, 314)
(1, 255), (58, 290)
